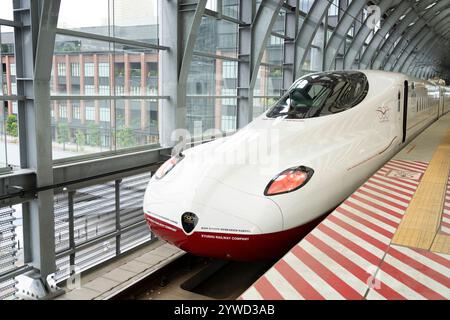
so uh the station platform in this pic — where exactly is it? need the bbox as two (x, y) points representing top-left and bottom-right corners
(55, 240), (184, 300)
(241, 114), (450, 300)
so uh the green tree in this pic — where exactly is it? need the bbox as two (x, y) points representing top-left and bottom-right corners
(87, 123), (101, 147)
(75, 129), (85, 152)
(6, 114), (18, 137)
(116, 126), (136, 148)
(57, 122), (70, 151)
(270, 67), (282, 77)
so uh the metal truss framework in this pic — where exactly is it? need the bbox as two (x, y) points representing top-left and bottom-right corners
(1, 0), (450, 298)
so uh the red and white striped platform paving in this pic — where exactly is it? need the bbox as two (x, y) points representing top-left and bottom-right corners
(240, 159), (450, 300)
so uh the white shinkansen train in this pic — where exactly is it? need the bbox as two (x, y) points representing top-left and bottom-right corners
(143, 70), (450, 261)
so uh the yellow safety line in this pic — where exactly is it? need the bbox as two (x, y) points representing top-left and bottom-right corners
(431, 233), (450, 254)
(392, 126), (450, 254)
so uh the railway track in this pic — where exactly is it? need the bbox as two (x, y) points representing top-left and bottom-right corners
(111, 253), (276, 300)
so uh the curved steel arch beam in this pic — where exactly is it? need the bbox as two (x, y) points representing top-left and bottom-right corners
(178, 0), (208, 85)
(394, 10), (450, 72)
(435, 18), (450, 34)
(398, 31), (435, 73)
(422, 66), (433, 78)
(383, 20), (426, 70)
(282, 0), (300, 89)
(443, 29), (450, 38)
(406, 23), (450, 76)
(417, 66), (427, 79)
(411, 64), (425, 78)
(165, 0), (208, 135)
(426, 67), (434, 79)
(412, 26), (450, 71)
(413, 65), (427, 78)
(421, 66), (428, 79)
(372, 0), (438, 69)
(421, 66), (429, 79)
(406, 27), (450, 77)
(343, 0), (398, 69)
(383, 3), (449, 70)
(294, 0), (331, 76)
(371, 8), (418, 69)
(407, 37), (440, 76)
(237, 0), (284, 126)
(420, 66), (431, 79)
(403, 28), (450, 74)
(249, 0), (285, 89)
(359, 1), (411, 69)
(323, 0), (368, 70)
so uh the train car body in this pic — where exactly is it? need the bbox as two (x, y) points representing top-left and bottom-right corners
(143, 70), (449, 261)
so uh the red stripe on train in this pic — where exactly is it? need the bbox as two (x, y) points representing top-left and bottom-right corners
(144, 213), (326, 261)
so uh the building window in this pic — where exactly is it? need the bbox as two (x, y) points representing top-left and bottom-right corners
(84, 63), (95, 77)
(99, 85), (110, 95)
(269, 36), (283, 45)
(11, 83), (17, 95)
(222, 61), (237, 79)
(300, 0), (312, 12)
(71, 63), (80, 77)
(10, 63), (16, 76)
(130, 86), (141, 95)
(100, 107), (110, 122)
(85, 106), (96, 121)
(58, 63), (66, 77)
(84, 85), (95, 95)
(130, 63), (141, 77)
(221, 89), (235, 105)
(147, 62), (158, 77)
(116, 86), (125, 95)
(12, 102), (18, 114)
(99, 63), (110, 77)
(329, 0), (339, 16)
(146, 87), (158, 95)
(72, 105), (80, 119)
(221, 115), (236, 133)
(59, 104), (67, 118)
(101, 135), (110, 148)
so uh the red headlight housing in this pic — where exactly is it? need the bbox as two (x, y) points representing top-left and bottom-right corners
(154, 155), (184, 180)
(264, 166), (314, 196)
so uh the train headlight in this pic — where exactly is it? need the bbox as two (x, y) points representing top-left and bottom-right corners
(154, 154), (184, 180)
(264, 166), (314, 196)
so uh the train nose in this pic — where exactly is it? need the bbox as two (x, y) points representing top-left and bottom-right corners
(143, 177), (285, 260)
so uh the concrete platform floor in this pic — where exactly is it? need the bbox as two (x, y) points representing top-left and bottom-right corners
(55, 240), (184, 300)
(395, 113), (450, 162)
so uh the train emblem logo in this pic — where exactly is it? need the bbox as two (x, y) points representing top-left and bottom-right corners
(376, 106), (390, 122)
(386, 169), (422, 181)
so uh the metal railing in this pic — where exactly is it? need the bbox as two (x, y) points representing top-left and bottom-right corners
(53, 172), (154, 282)
(0, 206), (18, 300)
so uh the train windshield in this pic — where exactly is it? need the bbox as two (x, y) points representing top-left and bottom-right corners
(266, 71), (369, 119)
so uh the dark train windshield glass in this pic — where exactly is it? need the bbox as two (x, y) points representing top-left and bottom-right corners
(266, 71), (369, 119)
